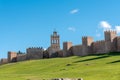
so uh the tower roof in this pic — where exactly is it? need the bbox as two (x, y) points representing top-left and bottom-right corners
(53, 28), (57, 33)
(52, 29), (58, 36)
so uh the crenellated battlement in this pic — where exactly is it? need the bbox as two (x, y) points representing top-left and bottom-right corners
(92, 40), (105, 47)
(104, 30), (117, 42)
(82, 36), (93, 46)
(26, 47), (44, 60)
(96, 40), (105, 44)
(3, 30), (120, 64)
(27, 47), (43, 49)
(82, 36), (93, 40)
(92, 40), (106, 54)
(27, 47), (43, 50)
(104, 30), (117, 34)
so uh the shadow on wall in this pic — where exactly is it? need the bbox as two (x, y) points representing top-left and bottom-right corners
(73, 55), (110, 63)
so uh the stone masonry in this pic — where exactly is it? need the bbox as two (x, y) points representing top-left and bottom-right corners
(8, 51), (17, 62)
(63, 42), (73, 57)
(63, 30), (119, 56)
(0, 58), (8, 64)
(1, 30), (120, 64)
(26, 47), (44, 60)
(48, 31), (60, 57)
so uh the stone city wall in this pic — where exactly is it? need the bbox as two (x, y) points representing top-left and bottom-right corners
(92, 40), (106, 54)
(105, 41), (112, 53)
(26, 47), (44, 60)
(17, 54), (27, 61)
(111, 37), (117, 52)
(72, 45), (83, 56)
(116, 36), (120, 51)
(0, 58), (8, 64)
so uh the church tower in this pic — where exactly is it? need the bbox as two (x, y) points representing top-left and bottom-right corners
(50, 31), (60, 49)
(48, 30), (60, 57)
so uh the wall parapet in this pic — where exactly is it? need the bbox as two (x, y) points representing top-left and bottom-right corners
(104, 30), (117, 34)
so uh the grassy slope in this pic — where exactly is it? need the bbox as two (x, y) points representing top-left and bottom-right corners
(0, 53), (120, 80)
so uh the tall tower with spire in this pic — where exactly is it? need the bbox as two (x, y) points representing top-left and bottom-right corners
(48, 30), (60, 57)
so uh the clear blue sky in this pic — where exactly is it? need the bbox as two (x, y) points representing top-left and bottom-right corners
(1, 0), (120, 59)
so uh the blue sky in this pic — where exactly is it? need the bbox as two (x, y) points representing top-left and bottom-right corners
(1, 0), (120, 59)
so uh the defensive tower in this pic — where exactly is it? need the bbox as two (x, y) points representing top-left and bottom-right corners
(82, 36), (93, 46)
(82, 36), (93, 56)
(104, 30), (117, 52)
(63, 42), (72, 57)
(104, 30), (117, 42)
(8, 51), (17, 62)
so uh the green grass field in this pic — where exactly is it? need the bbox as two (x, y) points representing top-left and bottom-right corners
(0, 53), (120, 80)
